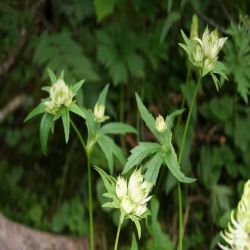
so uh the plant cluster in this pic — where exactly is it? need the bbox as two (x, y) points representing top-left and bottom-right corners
(1, 1), (250, 249)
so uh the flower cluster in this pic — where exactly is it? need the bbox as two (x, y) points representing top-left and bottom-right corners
(192, 27), (227, 75)
(44, 79), (73, 115)
(116, 168), (152, 217)
(219, 180), (250, 250)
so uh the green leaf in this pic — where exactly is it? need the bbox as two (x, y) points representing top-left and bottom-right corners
(69, 102), (87, 119)
(211, 73), (220, 91)
(100, 122), (137, 135)
(130, 216), (141, 238)
(85, 109), (96, 138)
(144, 151), (164, 185)
(164, 145), (195, 183)
(97, 84), (110, 105)
(135, 93), (160, 141)
(94, 0), (116, 22)
(94, 166), (116, 194)
(62, 109), (70, 143)
(160, 12), (181, 44)
(47, 68), (57, 83)
(71, 79), (85, 94)
(123, 142), (161, 174)
(34, 32), (99, 82)
(24, 103), (45, 123)
(40, 113), (54, 155)
(180, 30), (193, 49)
(41, 86), (50, 93)
(59, 70), (64, 80)
(108, 138), (126, 166)
(166, 109), (185, 131)
(131, 233), (138, 250)
(97, 135), (114, 173)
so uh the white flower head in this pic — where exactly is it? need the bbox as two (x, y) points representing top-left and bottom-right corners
(203, 58), (216, 73)
(44, 100), (59, 115)
(133, 204), (147, 217)
(94, 103), (109, 123)
(45, 78), (73, 115)
(128, 168), (152, 205)
(120, 195), (136, 214)
(199, 28), (227, 60)
(193, 44), (203, 64)
(155, 115), (167, 133)
(116, 176), (127, 199)
(219, 179), (250, 250)
(50, 79), (73, 107)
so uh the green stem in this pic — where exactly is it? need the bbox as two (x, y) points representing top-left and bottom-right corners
(178, 75), (202, 165)
(70, 119), (94, 250)
(174, 67), (191, 137)
(177, 182), (183, 250)
(87, 150), (94, 250)
(114, 223), (121, 250)
(177, 75), (202, 250)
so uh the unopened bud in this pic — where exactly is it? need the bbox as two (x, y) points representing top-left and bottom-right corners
(116, 176), (127, 199)
(155, 115), (167, 133)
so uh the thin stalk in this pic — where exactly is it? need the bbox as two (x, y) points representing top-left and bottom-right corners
(119, 85), (126, 153)
(114, 223), (121, 250)
(70, 119), (94, 250)
(174, 67), (191, 137)
(87, 150), (94, 250)
(177, 75), (202, 250)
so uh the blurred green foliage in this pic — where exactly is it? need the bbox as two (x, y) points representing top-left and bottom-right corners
(0, 0), (250, 249)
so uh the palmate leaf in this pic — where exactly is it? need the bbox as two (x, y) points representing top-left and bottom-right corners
(135, 93), (161, 141)
(34, 32), (99, 82)
(123, 142), (161, 174)
(40, 112), (54, 155)
(100, 122), (137, 135)
(24, 103), (45, 123)
(144, 151), (164, 186)
(164, 145), (195, 183)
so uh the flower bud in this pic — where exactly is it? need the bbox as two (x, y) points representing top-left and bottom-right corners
(120, 196), (135, 214)
(116, 176), (127, 199)
(193, 44), (203, 64)
(155, 115), (167, 133)
(190, 15), (199, 40)
(94, 103), (109, 123)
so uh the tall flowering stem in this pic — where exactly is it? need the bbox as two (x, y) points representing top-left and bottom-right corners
(177, 75), (202, 250)
(70, 119), (94, 250)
